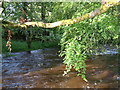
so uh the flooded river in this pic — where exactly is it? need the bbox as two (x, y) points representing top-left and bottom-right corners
(2, 48), (120, 88)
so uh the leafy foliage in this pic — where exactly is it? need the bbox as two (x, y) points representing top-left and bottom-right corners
(59, 3), (119, 81)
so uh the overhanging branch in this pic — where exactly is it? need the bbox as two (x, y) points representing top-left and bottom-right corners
(2, 1), (120, 28)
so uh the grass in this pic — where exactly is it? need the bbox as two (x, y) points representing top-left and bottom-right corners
(2, 39), (60, 53)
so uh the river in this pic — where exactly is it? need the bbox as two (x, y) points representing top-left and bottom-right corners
(2, 48), (120, 88)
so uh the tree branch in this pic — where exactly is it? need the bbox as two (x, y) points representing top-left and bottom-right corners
(2, 1), (120, 28)
(0, 0), (4, 16)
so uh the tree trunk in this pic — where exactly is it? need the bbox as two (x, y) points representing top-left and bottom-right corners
(41, 2), (46, 43)
(23, 2), (31, 49)
(41, 2), (45, 21)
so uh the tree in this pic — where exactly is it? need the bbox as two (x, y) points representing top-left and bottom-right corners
(1, 0), (120, 81)
(2, 1), (119, 28)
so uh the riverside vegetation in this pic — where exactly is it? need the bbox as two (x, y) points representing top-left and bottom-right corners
(1, 1), (120, 81)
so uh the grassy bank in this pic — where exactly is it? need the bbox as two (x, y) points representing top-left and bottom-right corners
(2, 39), (60, 53)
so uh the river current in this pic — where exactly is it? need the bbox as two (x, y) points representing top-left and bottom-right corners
(2, 48), (120, 88)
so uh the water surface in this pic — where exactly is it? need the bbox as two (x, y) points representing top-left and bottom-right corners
(2, 48), (120, 88)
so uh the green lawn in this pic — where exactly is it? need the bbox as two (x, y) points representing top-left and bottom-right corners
(2, 39), (59, 53)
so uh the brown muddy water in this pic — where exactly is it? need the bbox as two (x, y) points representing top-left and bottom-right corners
(2, 48), (120, 88)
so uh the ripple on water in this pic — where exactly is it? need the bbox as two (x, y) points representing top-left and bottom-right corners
(2, 48), (119, 88)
